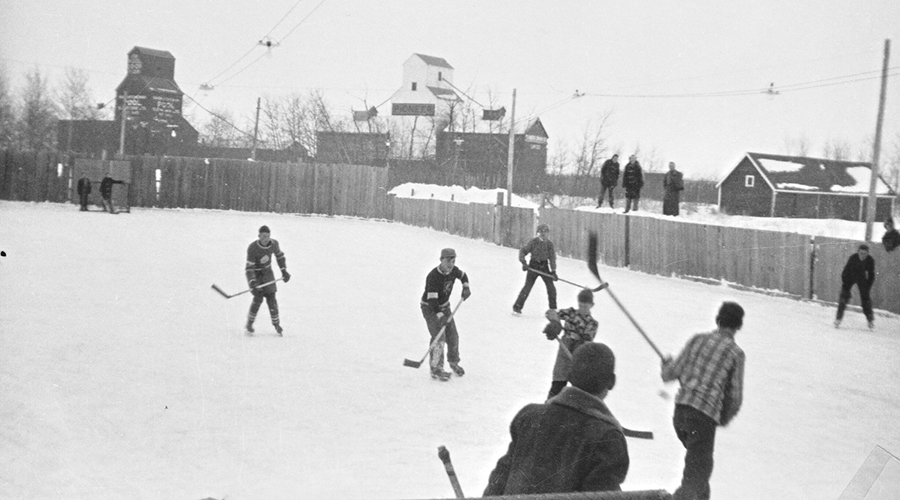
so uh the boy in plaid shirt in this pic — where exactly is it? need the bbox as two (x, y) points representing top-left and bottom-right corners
(661, 301), (745, 500)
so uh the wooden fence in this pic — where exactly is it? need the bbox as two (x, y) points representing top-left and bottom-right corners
(0, 150), (69, 203)
(391, 197), (535, 248)
(0, 151), (392, 220)
(534, 208), (900, 315)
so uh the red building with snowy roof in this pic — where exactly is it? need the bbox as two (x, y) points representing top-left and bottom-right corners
(717, 152), (896, 221)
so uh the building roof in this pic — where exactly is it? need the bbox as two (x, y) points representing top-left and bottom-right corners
(718, 152), (895, 196)
(427, 86), (460, 101)
(412, 53), (453, 69)
(116, 75), (183, 94)
(129, 46), (175, 59)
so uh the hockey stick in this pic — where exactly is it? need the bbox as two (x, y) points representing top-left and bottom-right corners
(403, 298), (465, 369)
(525, 266), (609, 292)
(437, 446), (465, 499)
(210, 278), (284, 299)
(587, 232), (664, 361)
(551, 334), (655, 440)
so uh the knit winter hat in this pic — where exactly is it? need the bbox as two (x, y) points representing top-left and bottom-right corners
(567, 342), (616, 394)
(259, 225), (271, 234)
(577, 288), (594, 304)
(440, 248), (456, 259)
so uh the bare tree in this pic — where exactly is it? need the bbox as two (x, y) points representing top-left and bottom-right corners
(571, 110), (613, 177)
(56, 67), (102, 151)
(882, 132), (900, 193)
(783, 133), (811, 156)
(823, 138), (852, 161)
(0, 65), (15, 148)
(200, 107), (246, 147)
(16, 67), (58, 151)
(56, 67), (101, 121)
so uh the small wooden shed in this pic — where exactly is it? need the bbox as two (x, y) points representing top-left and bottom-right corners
(717, 152), (896, 221)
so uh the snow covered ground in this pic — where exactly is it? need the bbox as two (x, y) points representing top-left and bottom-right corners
(1, 199), (898, 500)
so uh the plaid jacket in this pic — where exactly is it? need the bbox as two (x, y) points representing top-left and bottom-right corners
(661, 329), (745, 426)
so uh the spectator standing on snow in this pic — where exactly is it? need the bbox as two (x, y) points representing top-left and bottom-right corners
(882, 218), (900, 252)
(484, 342), (629, 495)
(835, 244), (876, 330)
(622, 155), (644, 213)
(663, 161), (685, 216)
(77, 174), (92, 211)
(597, 154), (620, 208)
(99, 173), (124, 214)
(421, 248), (471, 381)
(543, 288), (598, 399)
(661, 301), (746, 500)
(245, 225), (291, 336)
(513, 223), (557, 314)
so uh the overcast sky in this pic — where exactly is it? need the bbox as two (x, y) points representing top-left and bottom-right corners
(2, 0), (899, 179)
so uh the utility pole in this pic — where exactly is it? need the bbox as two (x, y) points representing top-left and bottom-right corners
(118, 91), (128, 157)
(865, 38), (891, 241)
(251, 97), (261, 160)
(506, 89), (516, 206)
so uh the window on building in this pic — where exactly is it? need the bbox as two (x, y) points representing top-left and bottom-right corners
(411, 82), (417, 91)
(438, 72), (442, 81)
(745, 175), (755, 187)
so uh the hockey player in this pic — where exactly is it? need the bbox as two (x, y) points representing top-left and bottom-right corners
(513, 223), (557, 314)
(835, 244), (876, 329)
(99, 173), (124, 214)
(420, 248), (471, 381)
(543, 288), (598, 399)
(661, 301), (746, 500)
(245, 225), (291, 335)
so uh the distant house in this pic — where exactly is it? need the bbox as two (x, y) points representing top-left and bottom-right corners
(435, 118), (549, 191)
(717, 152), (896, 221)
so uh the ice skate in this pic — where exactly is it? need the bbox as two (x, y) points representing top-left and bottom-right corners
(449, 362), (465, 377)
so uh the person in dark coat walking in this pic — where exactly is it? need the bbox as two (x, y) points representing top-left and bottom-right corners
(835, 244), (876, 330)
(99, 173), (124, 214)
(513, 223), (557, 314)
(76, 174), (92, 211)
(882, 218), (900, 252)
(663, 161), (685, 216)
(661, 301), (746, 500)
(484, 342), (629, 496)
(621, 155), (644, 213)
(597, 154), (620, 208)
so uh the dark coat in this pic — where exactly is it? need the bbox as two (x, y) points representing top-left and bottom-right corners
(77, 177), (92, 196)
(662, 169), (684, 216)
(621, 162), (644, 198)
(841, 253), (875, 289)
(484, 386), (629, 496)
(599, 159), (620, 188)
(883, 229), (900, 252)
(99, 176), (123, 199)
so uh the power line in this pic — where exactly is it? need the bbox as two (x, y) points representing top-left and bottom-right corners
(182, 92), (255, 139)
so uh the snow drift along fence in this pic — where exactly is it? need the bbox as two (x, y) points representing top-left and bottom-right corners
(390, 197), (535, 249)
